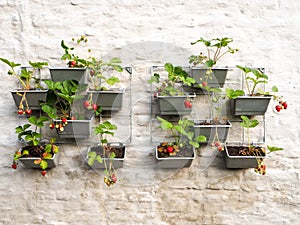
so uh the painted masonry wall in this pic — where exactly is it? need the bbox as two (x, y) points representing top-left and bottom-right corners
(0, 0), (299, 224)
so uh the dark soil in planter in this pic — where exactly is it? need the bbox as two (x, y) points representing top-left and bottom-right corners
(93, 145), (125, 158)
(157, 143), (194, 158)
(227, 146), (266, 157)
(194, 120), (228, 126)
(20, 145), (53, 158)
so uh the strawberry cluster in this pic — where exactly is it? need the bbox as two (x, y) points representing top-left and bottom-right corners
(254, 161), (266, 175)
(104, 174), (117, 186)
(49, 117), (76, 132)
(184, 100), (193, 108)
(275, 101), (288, 112)
(17, 108), (32, 115)
(212, 141), (224, 151)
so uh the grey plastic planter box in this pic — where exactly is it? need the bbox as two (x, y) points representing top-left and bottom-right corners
(191, 68), (228, 88)
(87, 88), (125, 111)
(11, 89), (48, 110)
(157, 92), (196, 115)
(54, 117), (93, 139)
(193, 120), (232, 143)
(49, 68), (87, 83)
(233, 96), (272, 116)
(155, 145), (195, 169)
(224, 144), (266, 169)
(18, 149), (58, 169)
(87, 143), (126, 169)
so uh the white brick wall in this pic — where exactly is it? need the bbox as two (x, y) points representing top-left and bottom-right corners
(0, 1), (299, 224)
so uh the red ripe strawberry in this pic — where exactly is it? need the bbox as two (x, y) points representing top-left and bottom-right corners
(12, 163), (17, 169)
(17, 109), (24, 115)
(167, 146), (174, 153)
(71, 116), (76, 120)
(62, 118), (67, 123)
(214, 142), (220, 147)
(69, 61), (76, 67)
(89, 70), (95, 76)
(202, 81), (207, 87)
(84, 101), (90, 108)
(218, 146), (224, 151)
(184, 100), (192, 109)
(282, 102), (288, 110)
(49, 123), (55, 129)
(41, 170), (47, 176)
(25, 109), (32, 115)
(92, 103), (98, 111)
(275, 105), (281, 112)
(111, 174), (117, 183)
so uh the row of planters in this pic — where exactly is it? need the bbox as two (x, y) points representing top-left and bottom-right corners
(149, 37), (287, 174)
(2, 36), (127, 186)
(2, 36), (287, 187)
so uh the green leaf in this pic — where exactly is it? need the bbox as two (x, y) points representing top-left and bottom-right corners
(148, 73), (160, 84)
(271, 86), (278, 92)
(157, 116), (173, 130)
(0, 58), (21, 68)
(240, 116), (259, 128)
(109, 57), (122, 64)
(196, 135), (207, 143)
(106, 77), (120, 86)
(267, 145), (284, 152)
(236, 65), (251, 73)
(29, 61), (48, 69)
(189, 141), (199, 148)
(96, 155), (103, 163)
(164, 63), (173, 73)
(40, 160), (48, 170)
(226, 88), (244, 99)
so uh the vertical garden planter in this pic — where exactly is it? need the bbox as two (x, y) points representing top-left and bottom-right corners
(49, 68), (87, 83)
(224, 144), (266, 168)
(233, 96), (272, 116)
(87, 88), (125, 111)
(17, 148), (59, 169)
(54, 117), (93, 139)
(87, 143), (126, 169)
(155, 144), (196, 169)
(191, 68), (228, 88)
(157, 92), (196, 115)
(11, 89), (48, 110)
(193, 120), (232, 143)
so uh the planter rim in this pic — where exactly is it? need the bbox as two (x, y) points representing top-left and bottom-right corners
(87, 88), (125, 94)
(157, 92), (196, 98)
(11, 89), (48, 93)
(54, 117), (93, 123)
(193, 120), (232, 127)
(155, 144), (195, 160)
(190, 67), (230, 70)
(87, 143), (126, 160)
(49, 67), (87, 71)
(235, 95), (272, 99)
(224, 143), (266, 159)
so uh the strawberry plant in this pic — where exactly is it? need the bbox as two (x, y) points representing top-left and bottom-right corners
(237, 116), (283, 175)
(226, 65), (287, 111)
(13, 115), (59, 174)
(41, 80), (87, 133)
(87, 121), (121, 187)
(156, 116), (206, 157)
(0, 58), (48, 113)
(189, 37), (238, 84)
(148, 63), (196, 96)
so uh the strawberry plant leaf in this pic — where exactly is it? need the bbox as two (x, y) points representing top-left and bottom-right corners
(267, 145), (284, 152)
(40, 160), (48, 170)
